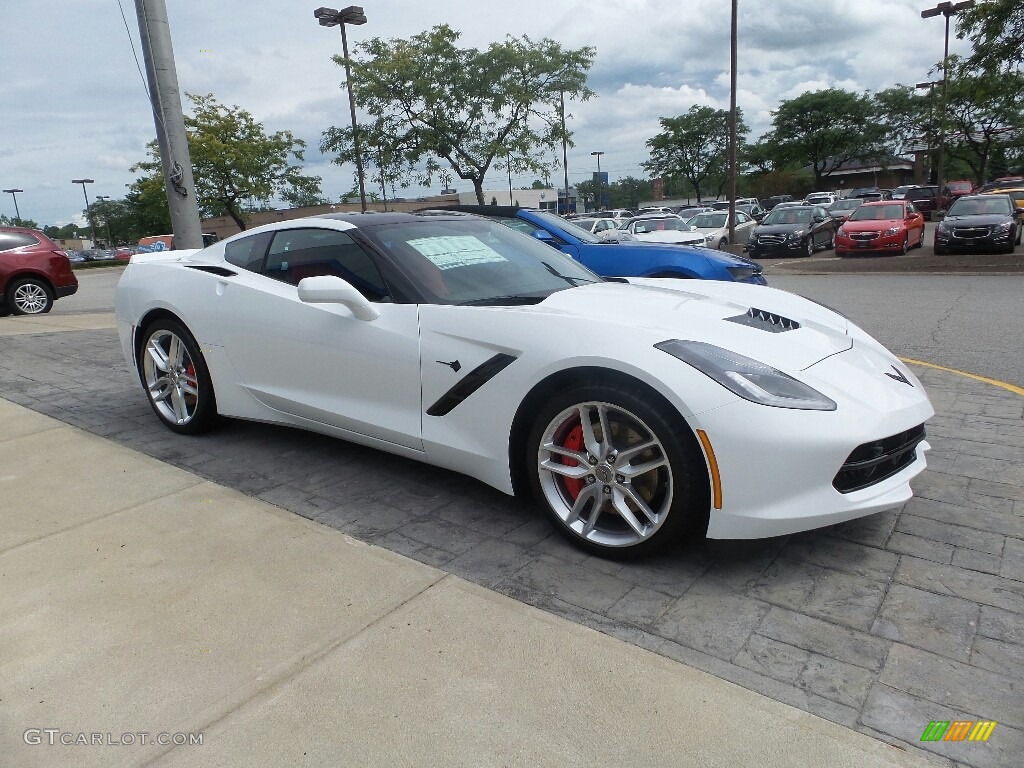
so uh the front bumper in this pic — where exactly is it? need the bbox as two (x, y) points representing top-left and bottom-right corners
(748, 237), (806, 257)
(934, 227), (1013, 250)
(835, 231), (904, 253)
(691, 347), (933, 539)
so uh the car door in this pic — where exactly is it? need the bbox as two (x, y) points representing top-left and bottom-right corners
(734, 212), (755, 242)
(217, 226), (423, 450)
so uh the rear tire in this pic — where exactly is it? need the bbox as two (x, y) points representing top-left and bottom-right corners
(6, 277), (53, 315)
(527, 383), (708, 558)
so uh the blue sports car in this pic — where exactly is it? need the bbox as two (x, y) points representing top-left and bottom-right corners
(430, 206), (767, 285)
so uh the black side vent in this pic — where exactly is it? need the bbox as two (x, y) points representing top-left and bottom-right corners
(185, 265), (237, 277)
(833, 424), (926, 493)
(427, 353), (517, 416)
(726, 307), (801, 333)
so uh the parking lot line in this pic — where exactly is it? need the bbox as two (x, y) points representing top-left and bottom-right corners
(900, 357), (1024, 397)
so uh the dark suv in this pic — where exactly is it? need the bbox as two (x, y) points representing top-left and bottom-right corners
(904, 185), (940, 220)
(0, 227), (79, 315)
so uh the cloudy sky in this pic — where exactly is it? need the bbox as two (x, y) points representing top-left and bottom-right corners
(2, 0), (976, 227)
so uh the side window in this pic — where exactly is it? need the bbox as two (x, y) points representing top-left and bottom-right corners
(906, 203), (916, 215)
(264, 228), (389, 301)
(0, 232), (40, 252)
(224, 232), (272, 272)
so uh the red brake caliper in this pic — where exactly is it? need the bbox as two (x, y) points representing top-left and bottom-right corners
(186, 363), (196, 394)
(559, 423), (585, 500)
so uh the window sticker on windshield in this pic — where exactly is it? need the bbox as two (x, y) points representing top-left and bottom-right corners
(407, 236), (507, 270)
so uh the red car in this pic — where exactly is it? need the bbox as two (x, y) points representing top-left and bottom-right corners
(942, 180), (975, 208)
(0, 227), (79, 315)
(834, 201), (926, 256)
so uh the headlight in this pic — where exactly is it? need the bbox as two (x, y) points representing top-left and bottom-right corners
(726, 266), (757, 281)
(655, 340), (837, 411)
(787, 230), (805, 240)
(705, 235), (715, 244)
(937, 222), (950, 233)
(995, 221), (1013, 231)
(884, 226), (900, 236)
(837, 226), (846, 237)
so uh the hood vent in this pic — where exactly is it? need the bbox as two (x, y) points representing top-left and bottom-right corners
(726, 307), (801, 333)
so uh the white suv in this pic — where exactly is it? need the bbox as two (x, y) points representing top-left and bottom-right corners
(805, 192), (837, 206)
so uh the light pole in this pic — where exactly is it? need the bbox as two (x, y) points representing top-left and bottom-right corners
(2, 188), (23, 222)
(915, 80), (943, 184)
(314, 6), (368, 213)
(71, 178), (97, 245)
(921, 0), (975, 204)
(590, 151), (604, 211)
(95, 195), (114, 247)
(728, 0), (738, 246)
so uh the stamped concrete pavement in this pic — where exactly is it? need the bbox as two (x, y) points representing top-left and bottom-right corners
(0, 320), (1021, 768)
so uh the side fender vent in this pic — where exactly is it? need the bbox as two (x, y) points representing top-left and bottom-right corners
(726, 307), (801, 333)
(185, 265), (237, 277)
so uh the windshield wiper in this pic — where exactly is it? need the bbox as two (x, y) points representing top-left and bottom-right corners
(541, 261), (597, 286)
(457, 295), (548, 307)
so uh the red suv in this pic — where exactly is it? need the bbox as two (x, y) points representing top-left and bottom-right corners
(0, 227), (79, 315)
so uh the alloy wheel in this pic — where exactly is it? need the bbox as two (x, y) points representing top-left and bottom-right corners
(537, 401), (673, 548)
(12, 282), (50, 314)
(142, 330), (200, 426)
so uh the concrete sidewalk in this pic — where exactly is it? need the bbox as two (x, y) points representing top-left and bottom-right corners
(0, 398), (935, 768)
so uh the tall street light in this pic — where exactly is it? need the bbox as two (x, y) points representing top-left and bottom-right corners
(590, 151), (604, 211)
(95, 195), (114, 247)
(915, 80), (944, 183)
(921, 0), (975, 204)
(2, 188), (23, 222)
(315, 6), (368, 213)
(71, 178), (97, 246)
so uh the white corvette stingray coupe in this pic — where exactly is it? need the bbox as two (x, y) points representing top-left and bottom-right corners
(115, 212), (934, 557)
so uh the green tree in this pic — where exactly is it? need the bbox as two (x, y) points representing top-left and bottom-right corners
(124, 173), (173, 237)
(943, 58), (1024, 184)
(133, 93), (322, 230)
(957, 0), (1024, 74)
(0, 214), (39, 229)
(763, 89), (885, 189)
(643, 106), (747, 202)
(608, 177), (653, 210)
(333, 25), (594, 204)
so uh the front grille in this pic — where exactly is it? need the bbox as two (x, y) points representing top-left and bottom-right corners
(951, 226), (992, 239)
(756, 234), (787, 245)
(850, 231), (880, 241)
(833, 424), (926, 493)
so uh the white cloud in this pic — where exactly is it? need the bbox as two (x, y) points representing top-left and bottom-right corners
(0, 0), (979, 221)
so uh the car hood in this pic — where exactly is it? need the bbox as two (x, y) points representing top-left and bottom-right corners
(842, 218), (901, 230)
(530, 279), (852, 372)
(753, 223), (810, 235)
(942, 214), (1014, 225)
(612, 240), (759, 270)
(634, 230), (707, 245)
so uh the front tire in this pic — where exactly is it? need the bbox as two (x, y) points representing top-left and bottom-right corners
(527, 383), (707, 558)
(804, 238), (814, 257)
(717, 238), (728, 250)
(138, 318), (218, 434)
(899, 233), (909, 255)
(6, 277), (53, 315)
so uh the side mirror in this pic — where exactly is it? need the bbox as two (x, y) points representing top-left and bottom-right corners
(813, 214), (825, 222)
(297, 275), (380, 321)
(690, 225), (698, 231)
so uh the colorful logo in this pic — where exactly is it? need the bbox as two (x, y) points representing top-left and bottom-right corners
(920, 721), (997, 742)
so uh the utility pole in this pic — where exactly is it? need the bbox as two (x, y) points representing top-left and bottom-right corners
(728, 0), (738, 247)
(921, 0), (975, 206)
(560, 89), (570, 215)
(135, 0), (203, 248)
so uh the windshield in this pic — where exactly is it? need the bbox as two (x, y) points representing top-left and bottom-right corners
(763, 207), (812, 225)
(829, 199), (861, 211)
(849, 204), (904, 221)
(631, 217), (688, 233)
(689, 213), (728, 228)
(360, 217), (601, 305)
(948, 197), (1012, 216)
